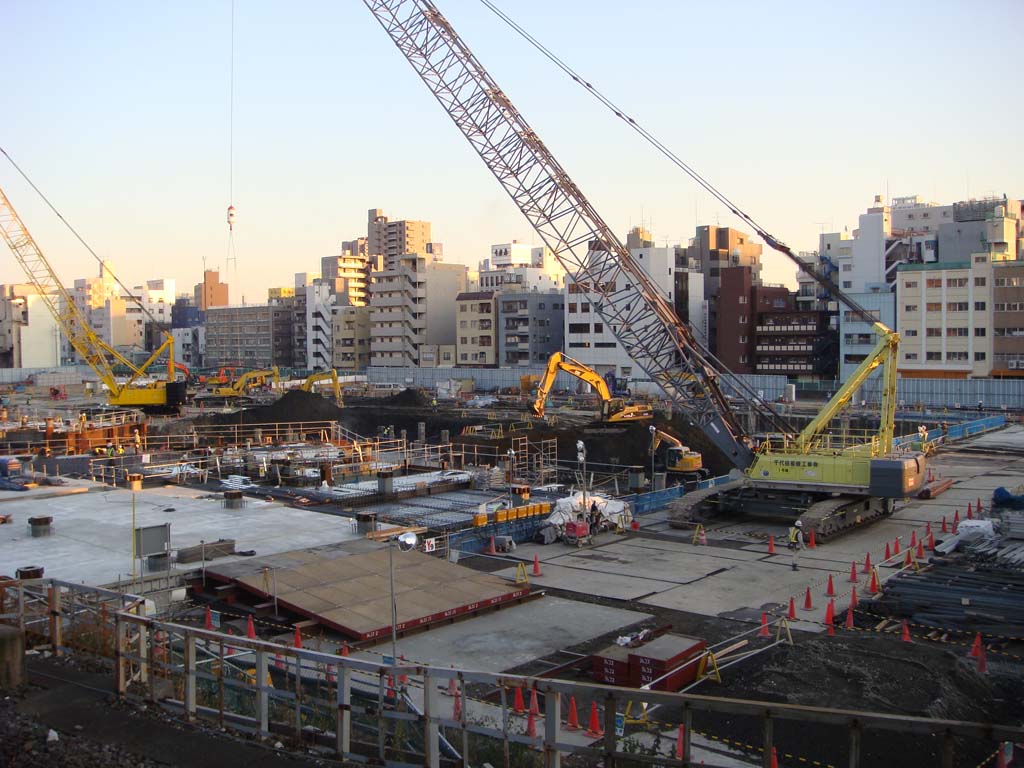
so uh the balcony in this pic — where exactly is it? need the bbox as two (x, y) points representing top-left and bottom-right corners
(755, 344), (813, 355)
(754, 323), (819, 334)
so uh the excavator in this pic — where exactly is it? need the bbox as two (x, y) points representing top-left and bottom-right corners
(532, 352), (653, 423)
(0, 185), (186, 412)
(212, 367), (279, 398)
(300, 370), (343, 404)
(364, 0), (925, 541)
(649, 428), (708, 481)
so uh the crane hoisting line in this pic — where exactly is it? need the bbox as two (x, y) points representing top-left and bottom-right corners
(477, 0), (884, 330)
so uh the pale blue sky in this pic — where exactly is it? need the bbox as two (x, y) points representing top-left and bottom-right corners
(3, 1), (1021, 301)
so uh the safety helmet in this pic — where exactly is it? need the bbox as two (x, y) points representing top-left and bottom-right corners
(794, 520), (803, 527)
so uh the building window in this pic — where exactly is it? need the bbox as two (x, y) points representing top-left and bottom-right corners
(538, 303), (545, 309)
(904, 353), (918, 361)
(738, 315), (747, 324)
(975, 301), (986, 311)
(739, 296), (747, 304)
(926, 302), (942, 312)
(904, 305), (918, 313)
(739, 354), (748, 364)
(842, 281), (852, 289)
(581, 303), (590, 312)
(975, 255), (987, 263)
(926, 351), (942, 361)
(594, 323), (603, 333)
(947, 302), (969, 312)
(904, 329), (917, 337)
(947, 351), (968, 361)
(738, 335), (747, 343)
(568, 323), (590, 334)
(926, 278), (942, 288)
(904, 281), (918, 289)
(975, 352), (986, 361)
(947, 278), (968, 288)
(975, 277), (986, 287)
(946, 327), (968, 337)
(842, 264), (852, 272)
(926, 328), (942, 337)
(568, 303), (577, 313)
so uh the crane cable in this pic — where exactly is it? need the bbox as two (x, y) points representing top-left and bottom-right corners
(0, 146), (166, 331)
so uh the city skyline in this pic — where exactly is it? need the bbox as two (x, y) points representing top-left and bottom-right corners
(3, 0), (1022, 300)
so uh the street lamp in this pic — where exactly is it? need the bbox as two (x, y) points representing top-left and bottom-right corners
(648, 425), (657, 490)
(506, 448), (516, 509)
(576, 440), (587, 512)
(388, 531), (418, 668)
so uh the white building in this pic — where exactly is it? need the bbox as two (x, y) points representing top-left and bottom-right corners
(0, 283), (61, 368)
(476, 242), (564, 292)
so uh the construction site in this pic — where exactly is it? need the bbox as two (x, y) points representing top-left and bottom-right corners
(1, 2), (1023, 768)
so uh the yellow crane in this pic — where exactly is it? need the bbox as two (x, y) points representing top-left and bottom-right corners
(532, 353), (653, 423)
(212, 367), (279, 398)
(300, 369), (343, 404)
(0, 185), (185, 411)
(649, 427), (707, 479)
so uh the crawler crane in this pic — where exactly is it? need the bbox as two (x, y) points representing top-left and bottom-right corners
(362, 1), (925, 540)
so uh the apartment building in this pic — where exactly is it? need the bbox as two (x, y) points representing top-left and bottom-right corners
(367, 208), (442, 270)
(498, 291), (564, 366)
(332, 305), (371, 372)
(456, 291), (497, 367)
(204, 304), (292, 368)
(0, 283), (61, 368)
(321, 248), (372, 307)
(171, 326), (205, 369)
(194, 270), (229, 311)
(754, 306), (837, 378)
(477, 242), (564, 291)
(368, 254), (467, 367)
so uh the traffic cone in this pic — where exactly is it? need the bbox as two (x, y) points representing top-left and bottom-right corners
(529, 688), (540, 716)
(849, 561), (858, 583)
(586, 701), (603, 737)
(884, 542), (891, 560)
(953, 518), (959, 534)
(825, 600), (834, 637)
(486, 536), (497, 555)
(513, 687), (526, 714)
(997, 744), (1008, 768)
(977, 497), (983, 514)
(787, 597), (797, 620)
(341, 642), (349, 657)
(399, 655), (408, 686)
(759, 612), (770, 638)
(928, 532), (935, 551)
(941, 516), (948, 534)
(900, 620), (912, 643)
(868, 568), (880, 595)
(803, 587), (813, 610)
(845, 605), (855, 630)
(453, 688), (462, 720)
(566, 696), (580, 730)
(977, 644), (987, 674)
(532, 554), (542, 576)
(387, 675), (395, 699)
(807, 528), (817, 549)
(925, 521), (932, 535)
(910, 531), (917, 548)
(916, 540), (925, 560)
(446, 673), (457, 697)
(527, 709), (537, 738)
(903, 549), (914, 568)
(967, 502), (973, 520)
(246, 615), (256, 639)
(770, 745), (780, 768)
(954, 509), (960, 525)
(698, 528), (707, 546)
(850, 586), (859, 610)
(675, 724), (686, 759)
(768, 535), (775, 555)
(893, 537), (901, 556)
(204, 606), (213, 631)
(293, 627), (302, 648)
(969, 632), (982, 658)
(825, 574), (836, 597)
(862, 552), (872, 573)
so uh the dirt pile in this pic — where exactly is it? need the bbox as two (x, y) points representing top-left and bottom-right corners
(207, 390), (345, 425)
(384, 388), (429, 407)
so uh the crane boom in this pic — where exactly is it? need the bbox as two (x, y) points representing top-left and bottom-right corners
(362, 0), (767, 466)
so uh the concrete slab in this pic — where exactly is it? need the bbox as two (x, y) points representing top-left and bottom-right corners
(0, 482), (362, 587)
(364, 596), (652, 673)
(493, 562), (679, 601)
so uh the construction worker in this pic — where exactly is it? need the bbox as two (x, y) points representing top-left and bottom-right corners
(133, 428), (142, 453)
(788, 520), (805, 571)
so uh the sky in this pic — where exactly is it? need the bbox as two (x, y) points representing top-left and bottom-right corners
(3, 0), (1022, 302)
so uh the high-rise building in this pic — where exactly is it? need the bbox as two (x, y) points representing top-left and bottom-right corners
(367, 208), (441, 270)
(0, 283), (61, 368)
(332, 305), (371, 372)
(204, 304), (292, 368)
(455, 291), (498, 367)
(497, 290), (564, 367)
(476, 242), (564, 291)
(194, 270), (229, 311)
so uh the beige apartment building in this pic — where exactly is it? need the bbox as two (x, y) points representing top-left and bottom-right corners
(332, 305), (371, 372)
(455, 290), (497, 367)
(367, 209), (438, 270)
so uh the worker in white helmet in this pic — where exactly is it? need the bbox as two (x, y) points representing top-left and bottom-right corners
(788, 520), (805, 571)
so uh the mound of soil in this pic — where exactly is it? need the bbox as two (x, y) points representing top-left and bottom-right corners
(383, 388), (429, 407)
(206, 390), (346, 425)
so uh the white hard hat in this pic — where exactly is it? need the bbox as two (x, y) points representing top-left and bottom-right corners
(794, 520), (803, 527)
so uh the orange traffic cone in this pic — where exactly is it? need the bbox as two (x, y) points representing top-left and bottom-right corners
(941, 516), (948, 533)
(977, 497), (983, 514)
(341, 642), (349, 657)
(910, 530), (917, 548)
(850, 586), (859, 610)
(566, 696), (580, 730)
(967, 502), (973, 520)
(526, 708), (537, 738)
(977, 644), (987, 674)
(529, 688), (540, 716)
(768, 535), (775, 555)
(513, 686), (526, 714)
(453, 688), (462, 720)
(293, 627), (302, 648)
(900, 620), (912, 643)
(969, 632), (982, 658)
(845, 605), (855, 630)
(399, 655), (408, 686)
(204, 606), (213, 631)
(586, 701), (603, 737)
(246, 615), (256, 639)
(903, 549), (914, 568)
(825, 574), (836, 597)
(916, 540), (925, 560)
(698, 528), (708, 546)
(770, 745), (780, 768)
(758, 612), (770, 638)
(807, 528), (817, 549)
(387, 674), (395, 699)
(803, 587), (813, 611)
(884, 542), (891, 560)
(533, 555), (542, 576)
(954, 518), (959, 534)
(953, 509), (960, 525)
(893, 537), (901, 556)
(787, 597), (796, 620)
(849, 561), (858, 583)
(486, 536), (497, 555)
(862, 552), (872, 573)
(868, 568), (880, 595)
(675, 724), (686, 759)
(925, 521), (932, 535)
(928, 532), (935, 551)
(824, 600), (834, 637)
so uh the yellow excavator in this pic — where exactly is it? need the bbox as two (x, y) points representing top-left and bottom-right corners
(649, 427), (708, 480)
(532, 353), (653, 423)
(212, 367), (280, 398)
(301, 370), (343, 404)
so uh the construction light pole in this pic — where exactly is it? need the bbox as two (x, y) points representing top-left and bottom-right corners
(576, 440), (587, 512)
(388, 531), (418, 668)
(649, 425), (657, 490)
(506, 448), (515, 509)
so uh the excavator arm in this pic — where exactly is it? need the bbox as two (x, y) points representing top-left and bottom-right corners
(532, 353), (650, 422)
(214, 367), (279, 397)
(301, 370), (343, 404)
